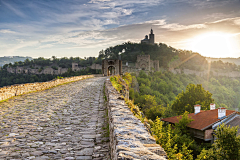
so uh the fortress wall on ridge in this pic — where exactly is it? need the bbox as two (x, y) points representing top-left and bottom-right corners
(105, 79), (167, 160)
(0, 75), (100, 101)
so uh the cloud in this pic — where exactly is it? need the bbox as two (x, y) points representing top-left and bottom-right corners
(234, 19), (240, 25)
(0, 29), (16, 34)
(89, 0), (112, 3)
(3, 41), (38, 55)
(160, 23), (206, 31)
(145, 20), (166, 25)
(37, 44), (54, 49)
(1, 0), (240, 58)
(185, 0), (239, 9)
(2, 1), (27, 18)
(32, 16), (239, 51)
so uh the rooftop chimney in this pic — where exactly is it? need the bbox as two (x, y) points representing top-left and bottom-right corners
(194, 104), (201, 114)
(218, 107), (226, 119)
(210, 103), (215, 110)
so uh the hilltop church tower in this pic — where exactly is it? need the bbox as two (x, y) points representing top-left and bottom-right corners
(141, 29), (155, 44)
(149, 29), (154, 44)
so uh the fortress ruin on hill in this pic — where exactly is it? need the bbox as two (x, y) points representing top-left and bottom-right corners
(101, 55), (160, 76)
(122, 55), (159, 74)
(6, 63), (102, 75)
(6, 55), (160, 76)
(7, 65), (68, 75)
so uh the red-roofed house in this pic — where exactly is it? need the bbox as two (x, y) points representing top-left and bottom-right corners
(161, 104), (239, 141)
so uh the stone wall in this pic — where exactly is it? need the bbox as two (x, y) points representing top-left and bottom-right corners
(7, 66), (68, 75)
(105, 79), (167, 160)
(90, 63), (102, 70)
(136, 55), (151, 71)
(0, 75), (99, 101)
(131, 55), (159, 72)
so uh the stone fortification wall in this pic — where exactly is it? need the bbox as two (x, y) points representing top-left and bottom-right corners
(135, 55), (151, 71)
(171, 68), (240, 78)
(90, 63), (102, 70)
(0, 75), (98, 101)
(105, 79), (167, 160)
(125, 55), (159, 72)
(7, 66), (68, 75)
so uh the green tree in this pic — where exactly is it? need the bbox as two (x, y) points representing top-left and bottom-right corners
(175, 111), (194, 135)
(213, 124), (240, 160)
(172, 84), (214, 115)
(197, 124), (240, 160)
(145, 105), (166, 120)
(151, 117), (194, 160)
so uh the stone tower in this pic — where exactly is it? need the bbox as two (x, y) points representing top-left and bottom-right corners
(141, 29), (155, 44)
(149, 28), (154, 44)
(135, 55), (151, 71)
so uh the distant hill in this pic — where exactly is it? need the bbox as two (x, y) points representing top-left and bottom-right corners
(206, 57), (240, 65)
(0, 56), (33, 67)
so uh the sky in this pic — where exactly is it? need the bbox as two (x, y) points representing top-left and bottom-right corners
(0, 0), (240, 58)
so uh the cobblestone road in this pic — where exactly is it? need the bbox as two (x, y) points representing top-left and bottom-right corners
(0, 77), (110, 160)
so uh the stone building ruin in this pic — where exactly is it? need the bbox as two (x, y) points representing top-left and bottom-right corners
(7, 66), (68, 75)
(135, 55), (159, 71)
(101, 55), (159, 76)
(6, 54), (159, 76)
(72, 63), (101, 72)
(72, 63), (86, 72)
(102, 60), (122, 76)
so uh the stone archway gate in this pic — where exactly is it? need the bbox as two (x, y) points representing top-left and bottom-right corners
(102, 60), (122, 76)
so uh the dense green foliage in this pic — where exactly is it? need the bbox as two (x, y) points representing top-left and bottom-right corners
(0, 56), (102, 87)
(98, 42), (240, 72)
(172, 84), (214, 115)
(0, 68), (99, 87)
(3, 56), (101, 69)
(98, 42), (199, 68)
(103, 42), (240, 160)
(132, 71), (240, 159)
(0, 69), (57, 87)
(2, 42), (240, 89)
(197, 124), (240, 160)
(132, 70), (240, 120)
(111, 73), (240, 160)
(151, 112), (207, 159)
(3, 43), (239, 73)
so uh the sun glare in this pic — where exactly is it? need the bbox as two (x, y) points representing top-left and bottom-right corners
(191, 32), (237, 58)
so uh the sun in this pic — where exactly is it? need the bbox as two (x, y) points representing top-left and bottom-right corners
(191, 32), (234, 58)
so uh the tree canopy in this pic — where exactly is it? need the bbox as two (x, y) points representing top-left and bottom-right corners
(197, 124), (240, 160)
(172, 84), (214, 115)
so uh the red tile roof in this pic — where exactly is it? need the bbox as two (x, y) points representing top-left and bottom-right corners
(161, 109), (236, 130)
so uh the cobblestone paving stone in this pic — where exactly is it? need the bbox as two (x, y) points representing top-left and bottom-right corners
(0, 77), (110, 160)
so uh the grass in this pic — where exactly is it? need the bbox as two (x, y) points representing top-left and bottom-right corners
(102, 82), (110, 139)
(0, 99), (9, 103)
(103, 84), (107, 101)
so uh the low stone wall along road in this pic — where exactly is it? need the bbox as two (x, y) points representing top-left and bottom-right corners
(0, 77), (110, 160)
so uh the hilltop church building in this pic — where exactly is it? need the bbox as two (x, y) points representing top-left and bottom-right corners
(141, 29), (155, 44)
